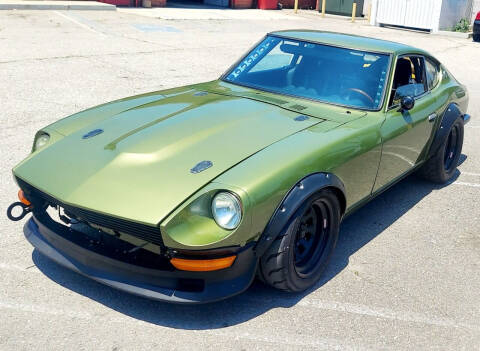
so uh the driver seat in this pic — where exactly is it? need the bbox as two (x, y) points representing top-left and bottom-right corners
(393, 58), (413, 89)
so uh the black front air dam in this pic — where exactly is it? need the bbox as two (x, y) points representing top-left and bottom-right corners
(24, 214), (257, 304)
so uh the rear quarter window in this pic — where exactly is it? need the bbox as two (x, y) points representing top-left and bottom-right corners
(425, 58), (440, 90)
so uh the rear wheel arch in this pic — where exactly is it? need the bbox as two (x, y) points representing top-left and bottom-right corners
(254, 172), (346, 258)
(427, 102), (463, 159)
(418, 114), (464, 184)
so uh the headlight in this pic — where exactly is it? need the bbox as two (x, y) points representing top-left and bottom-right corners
(211, 192), (242, 230)
(34, 133), (50, 151)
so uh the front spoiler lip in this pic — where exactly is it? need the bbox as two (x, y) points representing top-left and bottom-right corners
(24, 215), (257, 304)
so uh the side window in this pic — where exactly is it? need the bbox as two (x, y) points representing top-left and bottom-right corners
(389, 56), (427, 107)
(425, 58), (440, 90)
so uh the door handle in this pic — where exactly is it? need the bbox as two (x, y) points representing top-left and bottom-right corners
(428, 113), (437, 122)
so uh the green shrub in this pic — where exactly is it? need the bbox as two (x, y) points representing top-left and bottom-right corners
(453, 18), (470, 33)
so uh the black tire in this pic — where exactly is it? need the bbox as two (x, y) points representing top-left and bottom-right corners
(258, 189), (340, 292)
(473, 34), (480, 42)
(418, 117), (464, 183)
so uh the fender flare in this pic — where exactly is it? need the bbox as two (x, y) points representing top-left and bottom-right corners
(254, 172), (346, 258)
(427, 103), (464, 158)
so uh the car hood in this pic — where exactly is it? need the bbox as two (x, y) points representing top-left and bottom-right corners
(14, 88), (326, 225)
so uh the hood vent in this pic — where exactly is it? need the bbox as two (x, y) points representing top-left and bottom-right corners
(255, 95), (289, 105)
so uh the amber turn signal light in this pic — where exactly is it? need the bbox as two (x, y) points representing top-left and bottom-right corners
(18, 190), (31, 206)
(170, 255), (236, 272)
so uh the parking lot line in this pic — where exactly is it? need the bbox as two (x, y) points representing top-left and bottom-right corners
(0, 300), (92, 320)
(295, 298), (480, 331)
(0, 297), (357, 349)
(53, 11), (105, 36)
(1, 287), (477, 332)
(1, 259), (477, 332)
(0, 262), (37, 272)
(452, 181), (480, 188)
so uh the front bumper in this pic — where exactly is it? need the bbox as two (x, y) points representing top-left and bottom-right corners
(24, 213), (257, 304)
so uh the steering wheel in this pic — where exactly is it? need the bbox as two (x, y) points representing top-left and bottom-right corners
(345, 88), (375, 105)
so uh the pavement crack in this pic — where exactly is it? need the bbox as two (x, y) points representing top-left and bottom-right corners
(0, 50), (161, 64)
(0, 46), (222, 65)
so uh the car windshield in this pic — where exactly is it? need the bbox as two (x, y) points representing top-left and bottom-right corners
(223, 35), (391, 110)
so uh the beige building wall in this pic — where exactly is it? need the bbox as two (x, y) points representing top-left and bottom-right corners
(438, 0), (473, 29)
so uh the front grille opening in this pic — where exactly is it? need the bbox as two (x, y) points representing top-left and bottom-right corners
(176, 278), (205, 293)
(36, 210), (174, 271)
(16, 177), (165, 248)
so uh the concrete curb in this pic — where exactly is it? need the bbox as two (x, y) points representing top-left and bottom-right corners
(0, 1), (116, 11)
(434, 30), (473, 39)
(283, 9), (367, 21)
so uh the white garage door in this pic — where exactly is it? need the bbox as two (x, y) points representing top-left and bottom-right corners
(376, 0), (436, 30)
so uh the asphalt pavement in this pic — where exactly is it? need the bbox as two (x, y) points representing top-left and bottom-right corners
(1, 7), (479, 350)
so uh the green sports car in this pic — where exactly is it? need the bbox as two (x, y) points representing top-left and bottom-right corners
(8, 30), (470, 303)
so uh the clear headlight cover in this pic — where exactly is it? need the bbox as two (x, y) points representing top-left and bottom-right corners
(34, 133), (50, 150)
(211, 192), (242, 230)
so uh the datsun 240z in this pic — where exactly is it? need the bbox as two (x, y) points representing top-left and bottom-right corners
(8, 31), (470, 303)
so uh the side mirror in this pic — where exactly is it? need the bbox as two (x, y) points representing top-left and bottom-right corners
(400, 96), (415, 111)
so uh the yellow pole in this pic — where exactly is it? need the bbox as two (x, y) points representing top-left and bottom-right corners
(294, 0), (298, 13)
(367, 3), (372, 22)
(321, 0), (326, 17)
(351, 2), (357, 22)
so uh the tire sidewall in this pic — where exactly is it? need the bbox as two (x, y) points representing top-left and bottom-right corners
(439, 118), (464, 182)
(283, 190), (341, 292)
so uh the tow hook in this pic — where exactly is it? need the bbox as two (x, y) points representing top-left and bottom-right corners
(7, 202), (32, 221)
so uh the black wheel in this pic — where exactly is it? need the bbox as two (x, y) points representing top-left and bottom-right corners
(473, 34), (480, 42)
(258, 189), (340, 292)
(418, 117), (464, 183)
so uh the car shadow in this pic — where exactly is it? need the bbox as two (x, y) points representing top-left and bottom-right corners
(32, 164), (463, 330)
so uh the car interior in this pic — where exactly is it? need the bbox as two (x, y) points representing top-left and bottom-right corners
(388, 56), (427, 107)
(229, 40), (390, 110)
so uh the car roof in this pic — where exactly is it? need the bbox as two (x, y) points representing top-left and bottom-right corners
(269, 30), (424, 55)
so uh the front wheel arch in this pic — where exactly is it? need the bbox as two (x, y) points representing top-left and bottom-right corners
(257, 188), (341, 292)
(254, 172), (346, 258)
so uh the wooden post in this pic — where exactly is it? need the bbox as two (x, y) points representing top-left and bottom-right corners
(321, 0), (326, 17)
(294, 0), (298, 13)
(351, 2), (357, 22)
